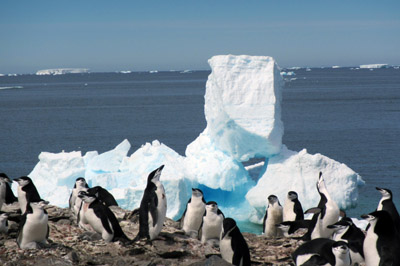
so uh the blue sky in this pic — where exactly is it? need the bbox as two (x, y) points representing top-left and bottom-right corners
(1, 1), (399, 73)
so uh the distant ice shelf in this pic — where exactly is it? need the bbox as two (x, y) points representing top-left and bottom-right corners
(36, 68), (89, 75)
(359, 64), (388, 69)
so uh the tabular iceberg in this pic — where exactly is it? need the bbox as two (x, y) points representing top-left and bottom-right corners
(36, 68), (89, 75)
(26, 55), (364, 226)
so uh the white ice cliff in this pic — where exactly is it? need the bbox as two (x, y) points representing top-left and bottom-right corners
(24, 55), (364, 225)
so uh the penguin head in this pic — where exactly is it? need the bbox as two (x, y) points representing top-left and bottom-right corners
(287, 191), (298, 201)
(361, 210), (392, 227)
(191, 188), (204, 198)
(78, 191), (97, 204)
(327, 218), (351, 234)
(376, 187), (392, 200)
(221, 217), (237, 239)
(205, 201), (218, 213)
(316, 172), (326, 193)
(75, 177), (88, 188)
(14, 176), (32, 187)
(147, 165), (164, 184)
(332, 241), (350, 258)
(29, 200), (49, 210)
(268, 195), (280, 206)
(0, 212), (8, 221)
(276, 222), (291, 236)
(0, 173), (12, 184)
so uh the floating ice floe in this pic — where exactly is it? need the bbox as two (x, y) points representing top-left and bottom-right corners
(26, 55), (364, 224)
(359, 64), (388, 69)
(36, 68), (89, 75)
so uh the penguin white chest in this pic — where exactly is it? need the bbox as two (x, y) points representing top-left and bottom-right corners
(265, 206), (283, 237)
(201, 213), (223, 243)
(363, 227), (380, 266)
(283, 200), (296, 221)
(20, 212), (48, 246)
(148, 182), (167, 240)
(183, 199), (205, 233)
(85, 208), (113, 242)
(18, 187), (27, 213)
(220, 236), (234, 263)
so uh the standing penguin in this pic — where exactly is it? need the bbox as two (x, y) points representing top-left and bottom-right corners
(263, 195), (283, 238)
(306, 172), (340, 240)
(179, 188), (206, 237)
(361, 210), (400, 266)
(0, 173), (18, 210)
(199, 201), (225, 245)
(77, 190), (130, 243)
(220, 218), (250, 266)
(283, 191), (304, 222)
(17, 200), (49, 249)
(293, 238), (351, 266)
(14, 176), (41, 214)
(135, 165), (167, 241)
(376, 187), (400, 234)
(327, 217), (365, 264)
(69, 177), (89, 216)
(0, 212), (9, 234)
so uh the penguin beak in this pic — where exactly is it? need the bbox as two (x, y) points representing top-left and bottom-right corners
(361, 214), (374, 221)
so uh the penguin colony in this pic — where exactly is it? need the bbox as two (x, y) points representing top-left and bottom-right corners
(1, 170), (400, 266)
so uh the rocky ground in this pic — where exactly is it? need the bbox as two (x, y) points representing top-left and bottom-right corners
(0, 205), (302, 265)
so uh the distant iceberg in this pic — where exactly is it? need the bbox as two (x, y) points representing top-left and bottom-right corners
(36, 68), (89, 75)
(280, 71), (296, 76)
(119, 70), (132, 74)
(27, 55), (364, 224)
(360, 64), (388, 69)
(180, 70), (192, 74)
(332, 66), (341, 69)
(149, 70), (158, 74)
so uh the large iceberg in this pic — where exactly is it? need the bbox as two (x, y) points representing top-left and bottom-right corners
(25, 55), (364, 225)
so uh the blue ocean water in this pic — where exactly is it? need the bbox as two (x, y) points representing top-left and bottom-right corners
(0, 68), (399, 233)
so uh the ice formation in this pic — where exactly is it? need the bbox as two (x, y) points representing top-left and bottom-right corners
(36, 68), (89, 75)
(359, 64), (388, 69)
(26, 55), (364, 226)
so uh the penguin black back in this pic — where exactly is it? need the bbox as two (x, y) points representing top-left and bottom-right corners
(221, 218), (250, 266)
(376, 187), (400, 234)
(136, 165), (165, 240)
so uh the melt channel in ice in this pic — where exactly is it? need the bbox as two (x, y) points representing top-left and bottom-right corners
(24, 55), (364, 224)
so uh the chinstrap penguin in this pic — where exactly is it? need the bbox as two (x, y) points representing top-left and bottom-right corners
(327, 217), (365, 264)
(0, 212), (9, 234)
(69, 177), (89, 216)
(199, 201), (224, 245)
(17, 200), (49, 249)
(0, 173), (18, 210)
(14, 176), (41, 214)
(219, 218), (250, 266)
(361, 210), (400, 266)
(78, 190), (130, 243)
(135, 165), (167, 241)
(303, 172), (340, 240)
(263, 195), (283, 238)
(179, 188), (206, 237)
(293, 238), (351, 266)
(283, 191), (304, 222)
(376, 187), (400, 234)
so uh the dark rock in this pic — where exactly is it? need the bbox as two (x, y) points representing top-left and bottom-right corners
(189, 255), (232, 266)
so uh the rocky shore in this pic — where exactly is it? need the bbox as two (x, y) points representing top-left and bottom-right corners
(0, 205), (301, 265)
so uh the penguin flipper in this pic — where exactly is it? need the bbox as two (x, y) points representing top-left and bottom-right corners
(149, 188), (158, 227)
(17, 213), (27, 247)
(305, 207), (321, 214)
(262, 210), (268, 234)
(5, 183), (18, 204)
(93, 205), (113, 235)
(68, 192), (73, 209)
(178, 209), (186, 229)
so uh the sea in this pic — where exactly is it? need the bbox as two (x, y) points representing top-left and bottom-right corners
(0, 67), (399, 234)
